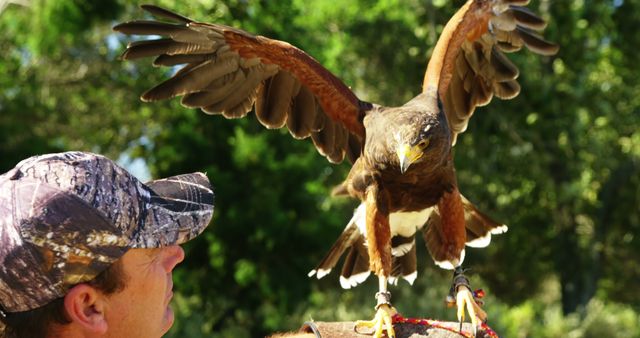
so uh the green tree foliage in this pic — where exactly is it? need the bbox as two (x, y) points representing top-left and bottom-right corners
(1, 1), (638, 337)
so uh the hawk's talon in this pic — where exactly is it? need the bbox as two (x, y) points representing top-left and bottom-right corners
(354, 304), (397, 338)
(455, 285), (487, 335)
(448, 268), (487, 336)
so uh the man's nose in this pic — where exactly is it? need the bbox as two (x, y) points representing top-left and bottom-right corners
(163, 245), (185, 272)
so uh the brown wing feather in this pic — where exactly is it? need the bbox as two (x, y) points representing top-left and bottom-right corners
(113, 5), (368, 164)
(423, 0), (558, 145)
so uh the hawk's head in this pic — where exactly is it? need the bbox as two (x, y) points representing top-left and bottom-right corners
(363, 97), (450, 174)
(392, 106), (450, 174)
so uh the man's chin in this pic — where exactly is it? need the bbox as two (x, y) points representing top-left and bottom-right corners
(161, 306), (175, 334)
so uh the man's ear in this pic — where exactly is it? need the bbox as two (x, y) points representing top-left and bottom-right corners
(63, 284), (108, 334)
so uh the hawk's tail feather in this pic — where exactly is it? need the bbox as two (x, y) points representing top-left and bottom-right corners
(391, 235), (415, 257)
(461, 194), (508, 248)
(307, 220), (360, 279)
(389, 242), (418, 286)
(339, 237), (370, 289)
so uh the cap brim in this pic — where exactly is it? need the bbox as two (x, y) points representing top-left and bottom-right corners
(129, 172), (214, 248)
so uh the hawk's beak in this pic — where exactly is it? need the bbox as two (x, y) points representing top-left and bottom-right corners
(397, 144), (422, 174)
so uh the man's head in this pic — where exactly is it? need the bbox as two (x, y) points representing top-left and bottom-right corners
(0, 151), (214, 337)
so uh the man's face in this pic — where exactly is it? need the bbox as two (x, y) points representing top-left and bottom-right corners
(104, 246), (185, 338)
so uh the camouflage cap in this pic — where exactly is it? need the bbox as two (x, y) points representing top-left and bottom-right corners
(0, 151), (214, 314)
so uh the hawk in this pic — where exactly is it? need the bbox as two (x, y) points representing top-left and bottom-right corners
(114, 1), (557, 336)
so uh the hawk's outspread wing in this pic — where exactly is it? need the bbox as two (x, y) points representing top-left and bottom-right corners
(424, 0), (558, 145)
(114, 5), (368, 164)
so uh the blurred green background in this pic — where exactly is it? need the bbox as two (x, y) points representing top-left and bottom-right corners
(1, 0), (639, 337)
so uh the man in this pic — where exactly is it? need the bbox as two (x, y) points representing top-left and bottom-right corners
(0, 151), (214, 338)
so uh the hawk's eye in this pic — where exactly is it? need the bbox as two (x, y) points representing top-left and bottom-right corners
(417, 139), (430, 149)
